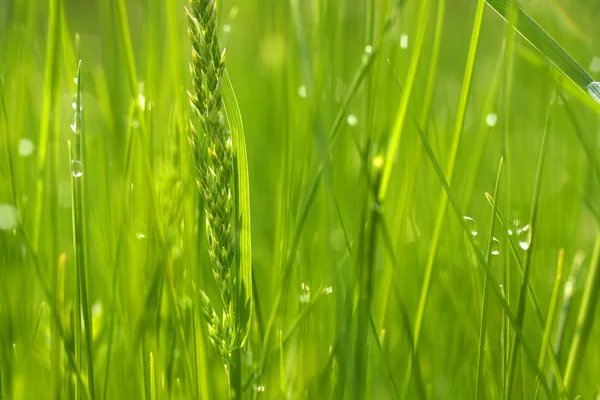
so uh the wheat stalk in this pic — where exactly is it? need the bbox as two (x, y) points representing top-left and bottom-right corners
(186, 0), (241, 397)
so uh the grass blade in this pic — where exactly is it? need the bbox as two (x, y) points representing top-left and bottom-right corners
(475, 156), (503, 399)
(563, 233), (600, 394)
(506, 99), (553, 398)
(484, 0), (593, 90)
(68, 61), (95, 400)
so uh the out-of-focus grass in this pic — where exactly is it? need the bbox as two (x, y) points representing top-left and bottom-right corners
(0, 0), (599, 398)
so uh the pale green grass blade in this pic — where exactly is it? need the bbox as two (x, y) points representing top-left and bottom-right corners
(485, 193), (566, 394)
(506, 99), (553, 399)
(475, 156), (503, 399)
(222, 70), (252, 348)
(533, 249), (564, 400)
(377, 0), (429, 201)
(0, 80), (16, 207)
(32, 0), (61, 250)
(68, 61), (96, 400)
(563, 233), (600, 394)
(406, 0), (486, 393)
(392, 75), (553, 398)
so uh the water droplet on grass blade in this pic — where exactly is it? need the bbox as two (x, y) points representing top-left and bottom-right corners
(486, 113), (497, 127)
(364, 45), (373, 54)
(400, 34), (408, 49)
(18, 139), (34, 156)
(463, 216), (478, 236)
(71, 160), (83, 177)
(0, 204), (19, 230)
(517, 224), (531, 251)
(491, 237), (500, 256)
(347, 114), (358, 126)
(298, 85), (307, 98)
(223, 24), (231, 33)
(586, 81), (600, 104)
(70, 114), (82, 134)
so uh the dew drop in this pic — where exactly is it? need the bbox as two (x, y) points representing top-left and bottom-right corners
(590, 56), (600, 73)
(223, 24), (231, 33)
(586, 81), (600, 104)
(486, 113), (498, 127)
(253, 384), (266, 392)
(364, 45), (373, 54)
(0, 204), (19, 230)
(491, 237), (500, 256)
(400, 34), (408, 49)
(347, 114), (358, 126)
(517, 224), (531, 251)
(132, 119), (140, 129)
(18, 139), (34, 156)
(298, 85), (307, 98)
(70, 114), (82, 134)
(463, 216), (478, 236)
(299, 282), (311, 303)
(71, 160), (83, 178)
(325, 286), (333, 294)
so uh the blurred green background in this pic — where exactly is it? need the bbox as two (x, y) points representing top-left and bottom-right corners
(0, 0), (599, 398)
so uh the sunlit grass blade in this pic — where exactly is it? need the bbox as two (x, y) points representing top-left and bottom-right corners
(32, 0), (61, 250)
(404, 0), (486, 395)
(68, 61), (95, 400)
(391, 70), (553, 398)
(533, 249), (564, 400)
(506, 99), (553, 399)
(475, 156), (503, 399)
(563, 233), (600, 394)
(377, 0), (429, 201)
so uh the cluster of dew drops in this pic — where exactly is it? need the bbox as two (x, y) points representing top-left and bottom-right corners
(463, 215), (531, 256)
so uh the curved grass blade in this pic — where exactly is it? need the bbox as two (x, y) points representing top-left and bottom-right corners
(222, 69), (253, 349)
(391, 71), (553, 398)
(403, 1), (487, 395)
(475, 156), (503, 399)
(68, 61), (96, 400)
(484, 0), (593, 91)
(563, 233), (600, 394)
(533, 249), (564, 400)
(506, 99), (553, 399)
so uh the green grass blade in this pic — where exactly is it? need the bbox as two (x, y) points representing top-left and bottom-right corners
(68, 61), (95, 400)
(533, 249), (564, 400)
(377, 0), (429, 201)
(506, 99), (553, 399)
(391, 73), (552, 398)
(484, 0), (593, 90)
(563, 233), (600, 394)
(222, 70), (253, 348)
(475, 156), (503, 399)
(405, 1), (486, 394)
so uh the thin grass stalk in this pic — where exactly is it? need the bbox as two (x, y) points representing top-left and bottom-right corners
(404, 0), (486, 394)
(506, 100), (553, 399)
(549, 252), (583, 392)
(32, 0), (62, 250)
(254, 18), (395, 384)
(475, 157), (503, 399)
(0, 81), (17, 207)
(68, 61), (95, 400)
(533, 249), (564, 400)
(378, 0), (447, 331)
(563, 233), (600, 394)
(501, 4), (518, 396)
(392, 75), (554, 398)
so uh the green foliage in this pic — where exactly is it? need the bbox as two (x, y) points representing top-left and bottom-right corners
(0, 0), (599, 399)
